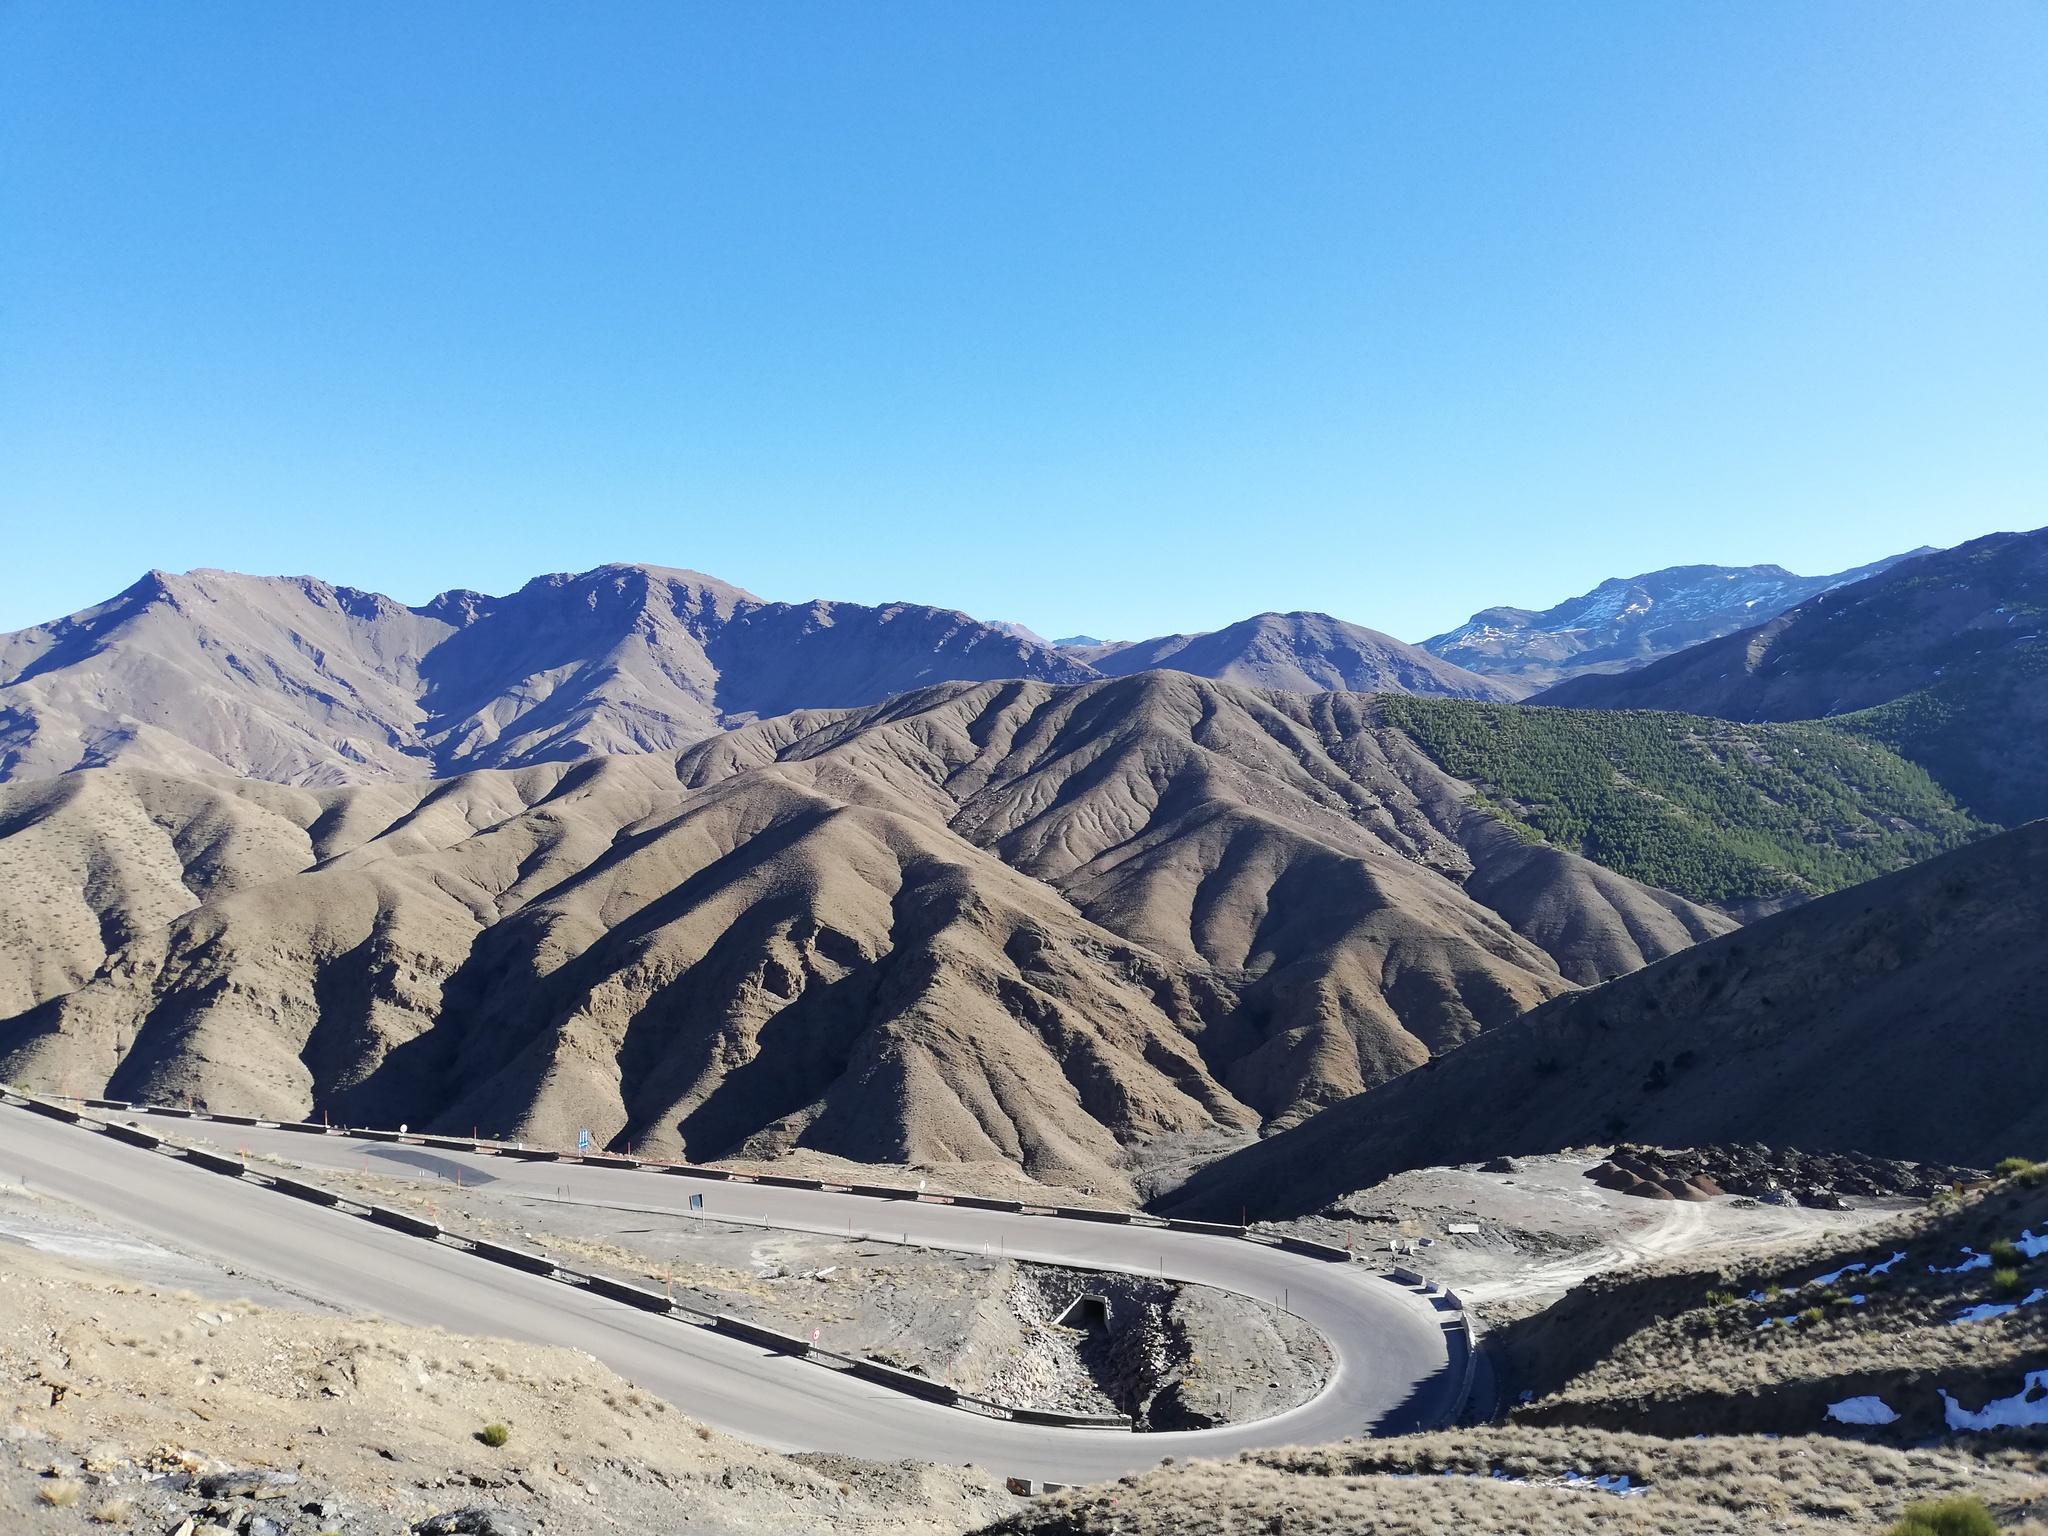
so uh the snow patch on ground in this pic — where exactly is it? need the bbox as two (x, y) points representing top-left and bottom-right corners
(1928, 1247), (1992, 1274)
(1403, 1469), (1646, 1498)
(1943, 1371), (2048, 1430)
(1826, 1396), (1899, 1426)
(1950, 1287), (2046, 1326)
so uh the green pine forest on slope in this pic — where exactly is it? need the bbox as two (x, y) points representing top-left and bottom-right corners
(1376, 697), (1990, 907)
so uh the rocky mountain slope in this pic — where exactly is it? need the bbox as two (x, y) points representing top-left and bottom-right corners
(1422, 550), (1927, 694)
(0, 675), (1735, 1196)
(1162, 816), (2048, 1221)
(1065, 612), (1517, 700)
(0, 568), (1511, 791)
(1531, 527), (2048, 824)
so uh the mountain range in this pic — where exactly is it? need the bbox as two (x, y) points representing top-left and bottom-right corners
(2, 528), (2040, 1202)
(1060, 612), (1521, 697)
(1, 545), (1955, 794)
(1419, 550), (1929, 693)
(0, 566), (1511, 788)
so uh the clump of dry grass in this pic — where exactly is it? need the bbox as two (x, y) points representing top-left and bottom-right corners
(1887, 1494), (1998, 1536)
(90, 1495), (135, 1523)
(38, 1476), (84, 1506)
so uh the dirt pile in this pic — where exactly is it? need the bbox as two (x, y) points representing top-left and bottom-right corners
(0, 1240), (1016, 1536)
(0, 674), (1730, 1196)
(1595, 1143), (1984, 1204)
(1161, 817), (2048, 1221)
(976, 1426), (2048, 1535)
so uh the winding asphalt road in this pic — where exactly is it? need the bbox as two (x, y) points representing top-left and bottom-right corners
(0, 1102), (1458, 1485)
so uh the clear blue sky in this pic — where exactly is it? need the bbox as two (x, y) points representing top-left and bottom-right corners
(2, 3), (2042, 643)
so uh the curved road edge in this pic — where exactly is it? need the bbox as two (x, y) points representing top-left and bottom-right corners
(0, 1091), (1466, 1483)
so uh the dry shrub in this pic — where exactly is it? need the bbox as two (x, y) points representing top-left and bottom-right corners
(1889, 1494), (1998, 1536)
(39, 1477), (84, 1506)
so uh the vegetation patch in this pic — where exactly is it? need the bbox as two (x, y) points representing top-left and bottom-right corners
(1888, 1494), (1998, 1536)
(1377, 698), (1988, 904)
(1833, 640), (2048, 827)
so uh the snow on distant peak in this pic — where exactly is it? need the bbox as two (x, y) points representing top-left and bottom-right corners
(1420, 549), (1934, 690)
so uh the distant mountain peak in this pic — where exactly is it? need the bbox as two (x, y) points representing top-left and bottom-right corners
(1086, 610), (1516, 701)
(1421, 549), (1933, 691)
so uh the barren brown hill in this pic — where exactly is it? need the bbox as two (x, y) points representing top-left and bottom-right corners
(0, 675), (1730, 1198)
(1162, 817), (2048, 1221)
(1080, 612), (1518, 700)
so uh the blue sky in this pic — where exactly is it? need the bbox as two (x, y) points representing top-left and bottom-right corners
(2, 3), (2042, 642)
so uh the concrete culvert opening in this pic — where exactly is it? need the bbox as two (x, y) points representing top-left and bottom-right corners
(1017, 1268), (1332, 1430)
(1055, 1295), (1110, 1333)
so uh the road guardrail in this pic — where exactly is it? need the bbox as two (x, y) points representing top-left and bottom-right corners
(369, 1204), (442, 1239)
(0, 1087), (1414, 1442)
(469, 1238), (557, 1275)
